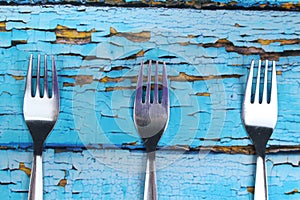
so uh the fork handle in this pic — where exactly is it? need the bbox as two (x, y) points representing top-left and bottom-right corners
(144, 152), (157, 200)
(254, 156), (268, 200)
(28, 155), (43, 200)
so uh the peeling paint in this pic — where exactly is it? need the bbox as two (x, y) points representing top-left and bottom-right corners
(281, 2), (298, 10)
(285, 188), (300, 195)
(105, 86), (135, 92)
(256, 39), (300, 46)
(195, 92), (210, 97)
(63, 75), (94, 87)
(55, 25), (95, 44)
(109, 27), (151, 43)
(19, 162), (31, 177)
(0, 6), (299, 199)
(0, 22), (6, 32)
(0, 0), (299, 10)
(12, 75), (24, 80)
(247, 186), (254, 194)
(171, 72), (243, 82)
(1, 149), (299, 199)
(99, 73), (242, 85)
(57, 178), (67, 187)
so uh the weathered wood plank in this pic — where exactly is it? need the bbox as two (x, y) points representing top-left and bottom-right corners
(0, 6), (299, 199)
(0, 149), (299, 199)
(0, 6), (299, 150)
(0, 0), (300, 11)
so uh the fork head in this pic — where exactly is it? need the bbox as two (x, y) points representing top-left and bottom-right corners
(133, 60), (169, 152)
(23, 54), (60, 155)
(242, 60), (278, 129)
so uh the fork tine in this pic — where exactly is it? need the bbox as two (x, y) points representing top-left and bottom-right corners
(153, 61), (159, 104)
(51, 55), (59, 98)
(262, 60), (269, 103)
(244, 60), (254, 103)
(145, 60), (152, 103)
(44, 55), (49, 98)
(135, 62), (144, 104)
(35, 54), (41, 97)
(25, 54), (33, 97)
(271, 61), (277, 104)
(254, 60), (261, 103)
(161, 62), (168, 105)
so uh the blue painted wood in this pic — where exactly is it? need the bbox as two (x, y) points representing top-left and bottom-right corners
(0, 6), (299, 199)
(0, 0), (299, 10)
(0, 6), (299, 149)
(0, 149), (299, 199)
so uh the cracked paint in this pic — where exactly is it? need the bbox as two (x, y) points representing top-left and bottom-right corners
(0, 5), (299, 199)
(0, 22), (7, 31)
(19, 162), (31, 177)
(285, 188), (300, 195)
(55, 25), (95, 44)
(0, 0), (298, 10)
(97, 72), (242, 85)
(0, 149), (299, 199)
(57, 178), (67, 187)
(256, 39), (300, 46)
(109, 27), (151, 43)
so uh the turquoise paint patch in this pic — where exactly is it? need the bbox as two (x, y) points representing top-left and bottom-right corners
(0, 32), (12, 47)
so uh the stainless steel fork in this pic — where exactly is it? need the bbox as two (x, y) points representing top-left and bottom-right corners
(133, 60), (169, 200)
(23, 54), (60, 200)
(242, 60), (277, 200)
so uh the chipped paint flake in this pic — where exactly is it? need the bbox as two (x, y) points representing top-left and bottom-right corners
(55, 25), (95, 44)
(19, 162), (31, 177)
(285, 188), (300, 195)
(110, 27), (151, 42)
(257, 38), (300, 45)
(12, 75), (24, 80)
(58, 178), (67, 187)
(0, 22), (7, 32)
(247, 186), (254, 194)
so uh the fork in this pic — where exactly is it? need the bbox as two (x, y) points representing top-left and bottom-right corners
(133, 60), (169, 200)
(23, 54), (60, 200)
(242, 60), (277, 200)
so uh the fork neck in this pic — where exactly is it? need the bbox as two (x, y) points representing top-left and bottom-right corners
(25, 120), (56, 156)
(143, 129), (165, 153)
(245, 126), (273, 158)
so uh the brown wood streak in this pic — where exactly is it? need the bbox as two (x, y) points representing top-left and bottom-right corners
(105, 86), (136, 92)
(101, 0), (300, 10)
(63, 75), (94, 87)
(54, 24), (150, 44)
(256, 38), (300, 45)
(194, 145), (300, 155)
(195, 92), (210, 97)
(247, 186), (254, 194)
(0, 21), (7, 32)
(12, 75), (24, 80)
(285, 188), (300, 195)
(62, 72), (242, 88)
(57, 179), (67, 187)
(55, 25), (95, 44)
(101, 73), (242, 91)
(19, 162), (31, 177)
(163, 144), (300, 156)
(99, 72), (242, 83)
(109, 27), (151, 43)
(1, 145), (300, 156)
(200, 38), (300, 60)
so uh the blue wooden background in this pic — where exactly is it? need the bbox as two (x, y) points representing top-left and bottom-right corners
(0, 0), (300, 11)
(0, 3), (299, 200)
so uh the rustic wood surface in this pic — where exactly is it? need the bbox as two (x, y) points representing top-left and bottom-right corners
(0, 5), (299, 199)
(0, 0), (300, 11)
